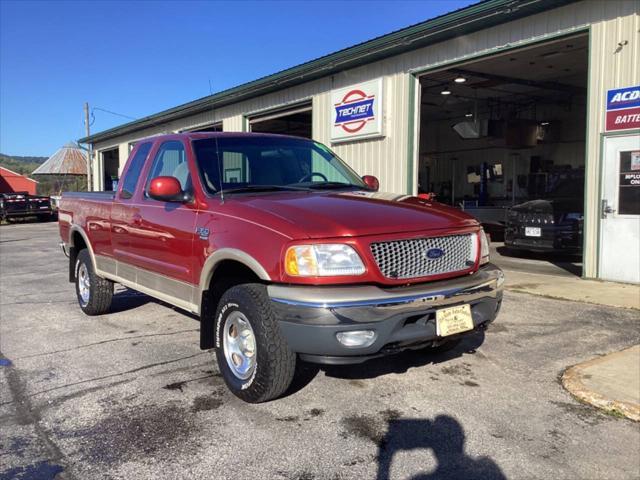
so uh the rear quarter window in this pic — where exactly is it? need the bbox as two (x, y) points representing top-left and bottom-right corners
(120, 142), (152, 198)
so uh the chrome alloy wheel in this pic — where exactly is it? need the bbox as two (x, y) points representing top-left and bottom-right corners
(222, 311), (257, 380)
(77, 262), (91, 307)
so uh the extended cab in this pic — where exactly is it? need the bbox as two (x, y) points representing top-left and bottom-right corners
(59, 133), (503, 402)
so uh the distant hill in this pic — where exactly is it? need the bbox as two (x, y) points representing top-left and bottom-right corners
(1, 154), (47, 164)
(0, 153), (47, 175)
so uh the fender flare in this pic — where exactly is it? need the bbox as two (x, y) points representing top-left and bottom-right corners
(198, 248), (270, 300)
(198, 249), (271, 350)
(68, 225), (98, 272)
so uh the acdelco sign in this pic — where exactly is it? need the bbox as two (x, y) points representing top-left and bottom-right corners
(330, 79), (383, 143)
(606, 85), (640, 131)
(607, 86), (640, 110)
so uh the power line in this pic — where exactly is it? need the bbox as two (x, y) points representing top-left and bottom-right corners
(91, 107), (137, 121)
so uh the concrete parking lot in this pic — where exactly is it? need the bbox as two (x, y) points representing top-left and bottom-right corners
(1, 222), (639, 480)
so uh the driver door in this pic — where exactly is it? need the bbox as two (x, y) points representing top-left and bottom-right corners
(127, 139), (199, 286)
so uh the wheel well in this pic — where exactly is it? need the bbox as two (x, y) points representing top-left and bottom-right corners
(68, 231), (88, 282)
(200, 260), (263, 349)
(207, 260), (262, 309)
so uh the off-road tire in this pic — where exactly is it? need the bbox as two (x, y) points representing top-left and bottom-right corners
(75, 249), (113, 315)
(214, 284), (296, 403)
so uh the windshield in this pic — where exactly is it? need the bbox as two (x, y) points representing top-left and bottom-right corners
(546, 172), (585, 199)
(192, 136), (366, 194)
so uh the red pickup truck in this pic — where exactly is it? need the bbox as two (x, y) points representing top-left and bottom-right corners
(59, 132), (503, 402)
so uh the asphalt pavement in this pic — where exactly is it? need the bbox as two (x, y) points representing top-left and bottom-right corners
(1, 222), (639, 480)
(490, 242), (583, 278)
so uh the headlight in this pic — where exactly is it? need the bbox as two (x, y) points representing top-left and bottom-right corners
(285, 244), (366, 277)
(479, 229), (490, 265)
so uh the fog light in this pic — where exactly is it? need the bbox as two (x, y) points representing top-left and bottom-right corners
(336, 330), (377, 348)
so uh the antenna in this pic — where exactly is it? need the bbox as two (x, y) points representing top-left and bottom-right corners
(208, 78), (213, 95)
(214, 134), (224, 203)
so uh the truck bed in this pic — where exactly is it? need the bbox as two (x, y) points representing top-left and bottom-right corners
(62, 191), (115, 200)
(58, 191), (116, 249)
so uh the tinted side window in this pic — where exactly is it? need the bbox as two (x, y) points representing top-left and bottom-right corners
(121, 142), (152, 198)
(146, 141), (190, 194)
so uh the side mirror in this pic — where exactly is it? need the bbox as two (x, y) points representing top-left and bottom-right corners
(362, 175), (379, 192)
(148, 176), (186, 202)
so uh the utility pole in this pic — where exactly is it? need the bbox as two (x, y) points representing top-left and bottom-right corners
(84, 102), (92, 191)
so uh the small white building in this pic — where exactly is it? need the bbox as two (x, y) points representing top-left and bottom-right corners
(81, 0), (640, 283)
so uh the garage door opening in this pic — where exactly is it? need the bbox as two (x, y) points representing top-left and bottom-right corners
(187, 122), (223, 133)
(101, 147), (120, 191)
(250, 104), (312, 138)
(417, 34), (588, 277)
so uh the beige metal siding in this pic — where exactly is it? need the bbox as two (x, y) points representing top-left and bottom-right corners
(583, 4), (639, 278)
(223, 116), (245, 132)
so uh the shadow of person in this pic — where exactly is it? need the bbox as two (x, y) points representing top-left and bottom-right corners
(377, 415), (506, 480)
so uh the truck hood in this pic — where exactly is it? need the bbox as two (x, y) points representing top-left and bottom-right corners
(225, 191), (478, 239)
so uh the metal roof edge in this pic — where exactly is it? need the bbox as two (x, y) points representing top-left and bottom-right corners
(80, 0), (578, 144)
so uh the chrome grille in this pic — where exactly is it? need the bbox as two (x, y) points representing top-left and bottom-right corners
(370, 234), (474, 280)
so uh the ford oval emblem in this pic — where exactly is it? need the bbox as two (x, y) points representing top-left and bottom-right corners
(426, 248), (444, 259)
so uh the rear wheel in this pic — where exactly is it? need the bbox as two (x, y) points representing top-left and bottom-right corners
(75, 249), (113, 315)
(214, 284), (296, 403)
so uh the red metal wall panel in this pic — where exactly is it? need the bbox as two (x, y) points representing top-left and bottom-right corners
(0, 167), (38, 195)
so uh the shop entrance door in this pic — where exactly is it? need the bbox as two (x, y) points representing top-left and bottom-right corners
(599, 133), (640, 283)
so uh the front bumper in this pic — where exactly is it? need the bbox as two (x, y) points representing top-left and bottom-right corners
(268, 264), (504, 364)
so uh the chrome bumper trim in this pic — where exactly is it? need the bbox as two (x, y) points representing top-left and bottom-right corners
(268, 264), (503, 309)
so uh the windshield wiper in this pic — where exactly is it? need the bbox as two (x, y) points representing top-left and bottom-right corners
(223, 185), (312, 194)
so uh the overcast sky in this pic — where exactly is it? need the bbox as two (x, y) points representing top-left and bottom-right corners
(0, 0), (474, 156)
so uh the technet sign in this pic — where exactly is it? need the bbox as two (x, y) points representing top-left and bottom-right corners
(331, 79), (384, 143)
(606, 85), (640, 131)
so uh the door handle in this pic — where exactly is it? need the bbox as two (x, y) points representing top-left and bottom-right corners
(601, 199), (615, 219)
(132, 214), (143, 225)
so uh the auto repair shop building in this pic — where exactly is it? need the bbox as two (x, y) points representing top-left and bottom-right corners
(80, 0), (640, 284)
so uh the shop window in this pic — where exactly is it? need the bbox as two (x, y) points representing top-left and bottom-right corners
(619, 150), (640, 215)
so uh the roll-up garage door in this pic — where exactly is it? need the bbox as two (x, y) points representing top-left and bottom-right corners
(249, 103), (312, 138)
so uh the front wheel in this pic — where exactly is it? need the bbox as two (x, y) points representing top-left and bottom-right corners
(75, 249), (113, 315)
(214, 284), (296, 403)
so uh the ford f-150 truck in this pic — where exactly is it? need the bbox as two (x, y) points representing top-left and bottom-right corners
(59, 132), (503, 402)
